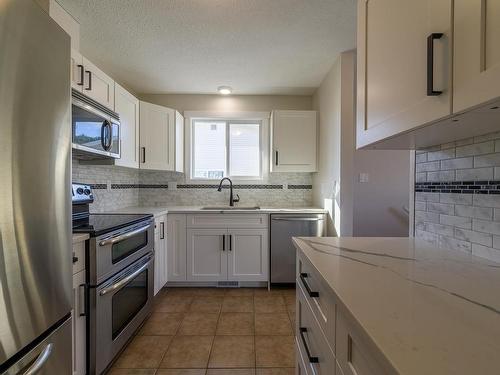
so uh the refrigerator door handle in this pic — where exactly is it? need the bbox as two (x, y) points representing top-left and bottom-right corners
(22, 343), (53, 375)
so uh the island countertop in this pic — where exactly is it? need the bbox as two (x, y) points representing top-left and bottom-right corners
(293, 236), (500, 375)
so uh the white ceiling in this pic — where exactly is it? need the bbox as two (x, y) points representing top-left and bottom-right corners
(59, 0), (356, 95)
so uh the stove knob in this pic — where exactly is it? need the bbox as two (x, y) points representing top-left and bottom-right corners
(84, 189), (91, 195)
(76, 188), (84, 195)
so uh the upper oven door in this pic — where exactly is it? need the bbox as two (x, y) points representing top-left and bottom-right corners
(89, 219), (154, 285)
(72, 99), (120, 158)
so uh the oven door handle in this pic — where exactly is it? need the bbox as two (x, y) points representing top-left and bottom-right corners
(99, 223), (151, 246)
(99, 254), (153, 296)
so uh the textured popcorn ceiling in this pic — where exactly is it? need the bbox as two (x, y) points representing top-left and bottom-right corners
(58, 0), (356, 95)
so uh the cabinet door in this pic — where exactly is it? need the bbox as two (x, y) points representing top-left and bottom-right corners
(227, 229), (269, 281)
(454, 0), (500, 112)
(71, 49), (84, 92)
(175, 111), (184, 173)
(186, 228), (228, 281)
(114, 83), (139, 169)
(271, 111), (317, 172)
(167, 214), (187, 281)
(82, 56), (115, 110)
(139, 101), (175, 171)
(154, 216), (167, 295)
(72, 270), (86, 375)
(356, 0), (452, 148)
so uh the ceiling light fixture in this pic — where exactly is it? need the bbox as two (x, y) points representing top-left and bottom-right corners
(218, 86), (232, 95)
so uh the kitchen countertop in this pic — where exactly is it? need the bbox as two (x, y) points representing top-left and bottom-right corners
(72, 233), (89, 244)
(110, 205), (327, 217)
(293, 236), (500, 375)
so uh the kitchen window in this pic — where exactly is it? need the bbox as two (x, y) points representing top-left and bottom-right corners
(191, 119), (263, 180)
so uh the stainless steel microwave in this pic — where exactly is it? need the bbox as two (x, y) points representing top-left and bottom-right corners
(72, 90), (120, 159)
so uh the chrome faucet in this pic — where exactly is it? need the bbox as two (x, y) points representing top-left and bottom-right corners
(217, 177), (240, 206)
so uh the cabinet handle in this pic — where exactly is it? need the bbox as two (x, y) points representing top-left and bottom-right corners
(427, 33), (443, 96)
(141, 147), (146, 163)
(72, 256), (78, 264)
(300, 273), (319, 298)
(160, 222), (165, 239)
(275, 150), (279, 166)
(79, 284), (86, 317)
(85, 70), (92, 91)
(299, 327), (319, 363)
(77, 64), (84, 86)
(229, 235), (232, 251)
(222, 235), (225, 251)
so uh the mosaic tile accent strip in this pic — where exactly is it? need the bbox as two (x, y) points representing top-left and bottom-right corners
(111, 184), (169, 189)
(415, 181), (500, 194)
(90, 183), (107, 190)
(414, 131), (500, 263)
(177, 184), (284, 190)
(288, 184), (313, 190)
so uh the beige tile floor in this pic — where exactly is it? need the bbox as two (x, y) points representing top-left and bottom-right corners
(108, 287), (296, 375)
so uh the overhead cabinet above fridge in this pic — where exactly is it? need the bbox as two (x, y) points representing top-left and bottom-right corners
(357, 0), (500, 149)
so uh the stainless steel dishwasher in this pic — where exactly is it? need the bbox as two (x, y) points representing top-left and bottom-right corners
(270, 213), (326, 284)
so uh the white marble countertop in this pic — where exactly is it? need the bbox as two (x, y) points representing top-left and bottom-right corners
(72, 233), (89, 244)
(293, 236), (500, 375)
(110, 205), (327, 217)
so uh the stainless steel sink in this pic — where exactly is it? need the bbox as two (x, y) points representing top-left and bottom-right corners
(201, 206), (260, 210)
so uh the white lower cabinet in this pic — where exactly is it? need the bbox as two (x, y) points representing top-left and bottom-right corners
(227, 229), (268, 281)
(167, 214), (187, 281)
(187, 228), (228, 281)
(72, 269), (86, 375)
(169, 214), (269, 283)
(154, 214), (167, 295)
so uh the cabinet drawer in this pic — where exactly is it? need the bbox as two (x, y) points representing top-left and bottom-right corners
(297, 283), (335, 375)
(336, 308), (394, 375)
(187, 213), (268, 228)
(296, 337), (312, 375)
(297, 252), (335, 352)
(72, 240), (86, 275)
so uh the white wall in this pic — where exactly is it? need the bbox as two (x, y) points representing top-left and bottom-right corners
(139, 94), (313, 113)
(312, 51), (411, 237)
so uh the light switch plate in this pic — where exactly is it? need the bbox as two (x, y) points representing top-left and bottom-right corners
(359, 173), (369, 183)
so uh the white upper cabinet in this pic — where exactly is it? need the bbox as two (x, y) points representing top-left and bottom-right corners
(114, 84), (139, 169)
(270, 110), (317, 172)
(81, 57), (115, 110)
(175, 111), (184, 173)
(453, 0), (500, 112)
(357, 0), (453, 149)
(71, 49), (84, 91)
(139, 101), (184, 171)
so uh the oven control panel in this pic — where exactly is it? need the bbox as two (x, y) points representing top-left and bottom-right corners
(72, 183), (94, 203)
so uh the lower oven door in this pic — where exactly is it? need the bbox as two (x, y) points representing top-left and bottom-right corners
(89, 253), (154, 375)
(90, 219), (154, 285)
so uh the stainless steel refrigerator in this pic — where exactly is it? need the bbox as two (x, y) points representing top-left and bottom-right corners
(0, 0), (72, 373)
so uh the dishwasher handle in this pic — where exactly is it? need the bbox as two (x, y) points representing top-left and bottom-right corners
(272, 217), (324, 222)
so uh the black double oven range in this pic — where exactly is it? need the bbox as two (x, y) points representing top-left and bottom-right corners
(72, 183), (154, 375)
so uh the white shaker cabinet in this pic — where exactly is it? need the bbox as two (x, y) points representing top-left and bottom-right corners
(453, 0), (500, 112)
(81, 57), (115, 110)
(71, 49), (84, 91)
(140, 101), (183, 171)
(175, 111), (184, 173)
(72, 239), (86, 375)
(356, 0), (453, 149)
(227, 229), (268, 281)
(186, 228), (228, 282)
(154, 214), (167, 295)
(270, 110), (317, 172)
(167, 214), (187, 281)
(114, 83), (140, 169)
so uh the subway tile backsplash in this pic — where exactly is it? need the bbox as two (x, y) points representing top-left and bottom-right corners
(72, 160), (313, 213)
(415, 131), (500, 263)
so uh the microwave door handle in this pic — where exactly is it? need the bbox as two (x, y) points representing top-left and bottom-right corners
(105, 121), (113, 151)
(99, 255), (152, 296)
(100, 121), (107, 150)
(99, 223), (151, 246)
